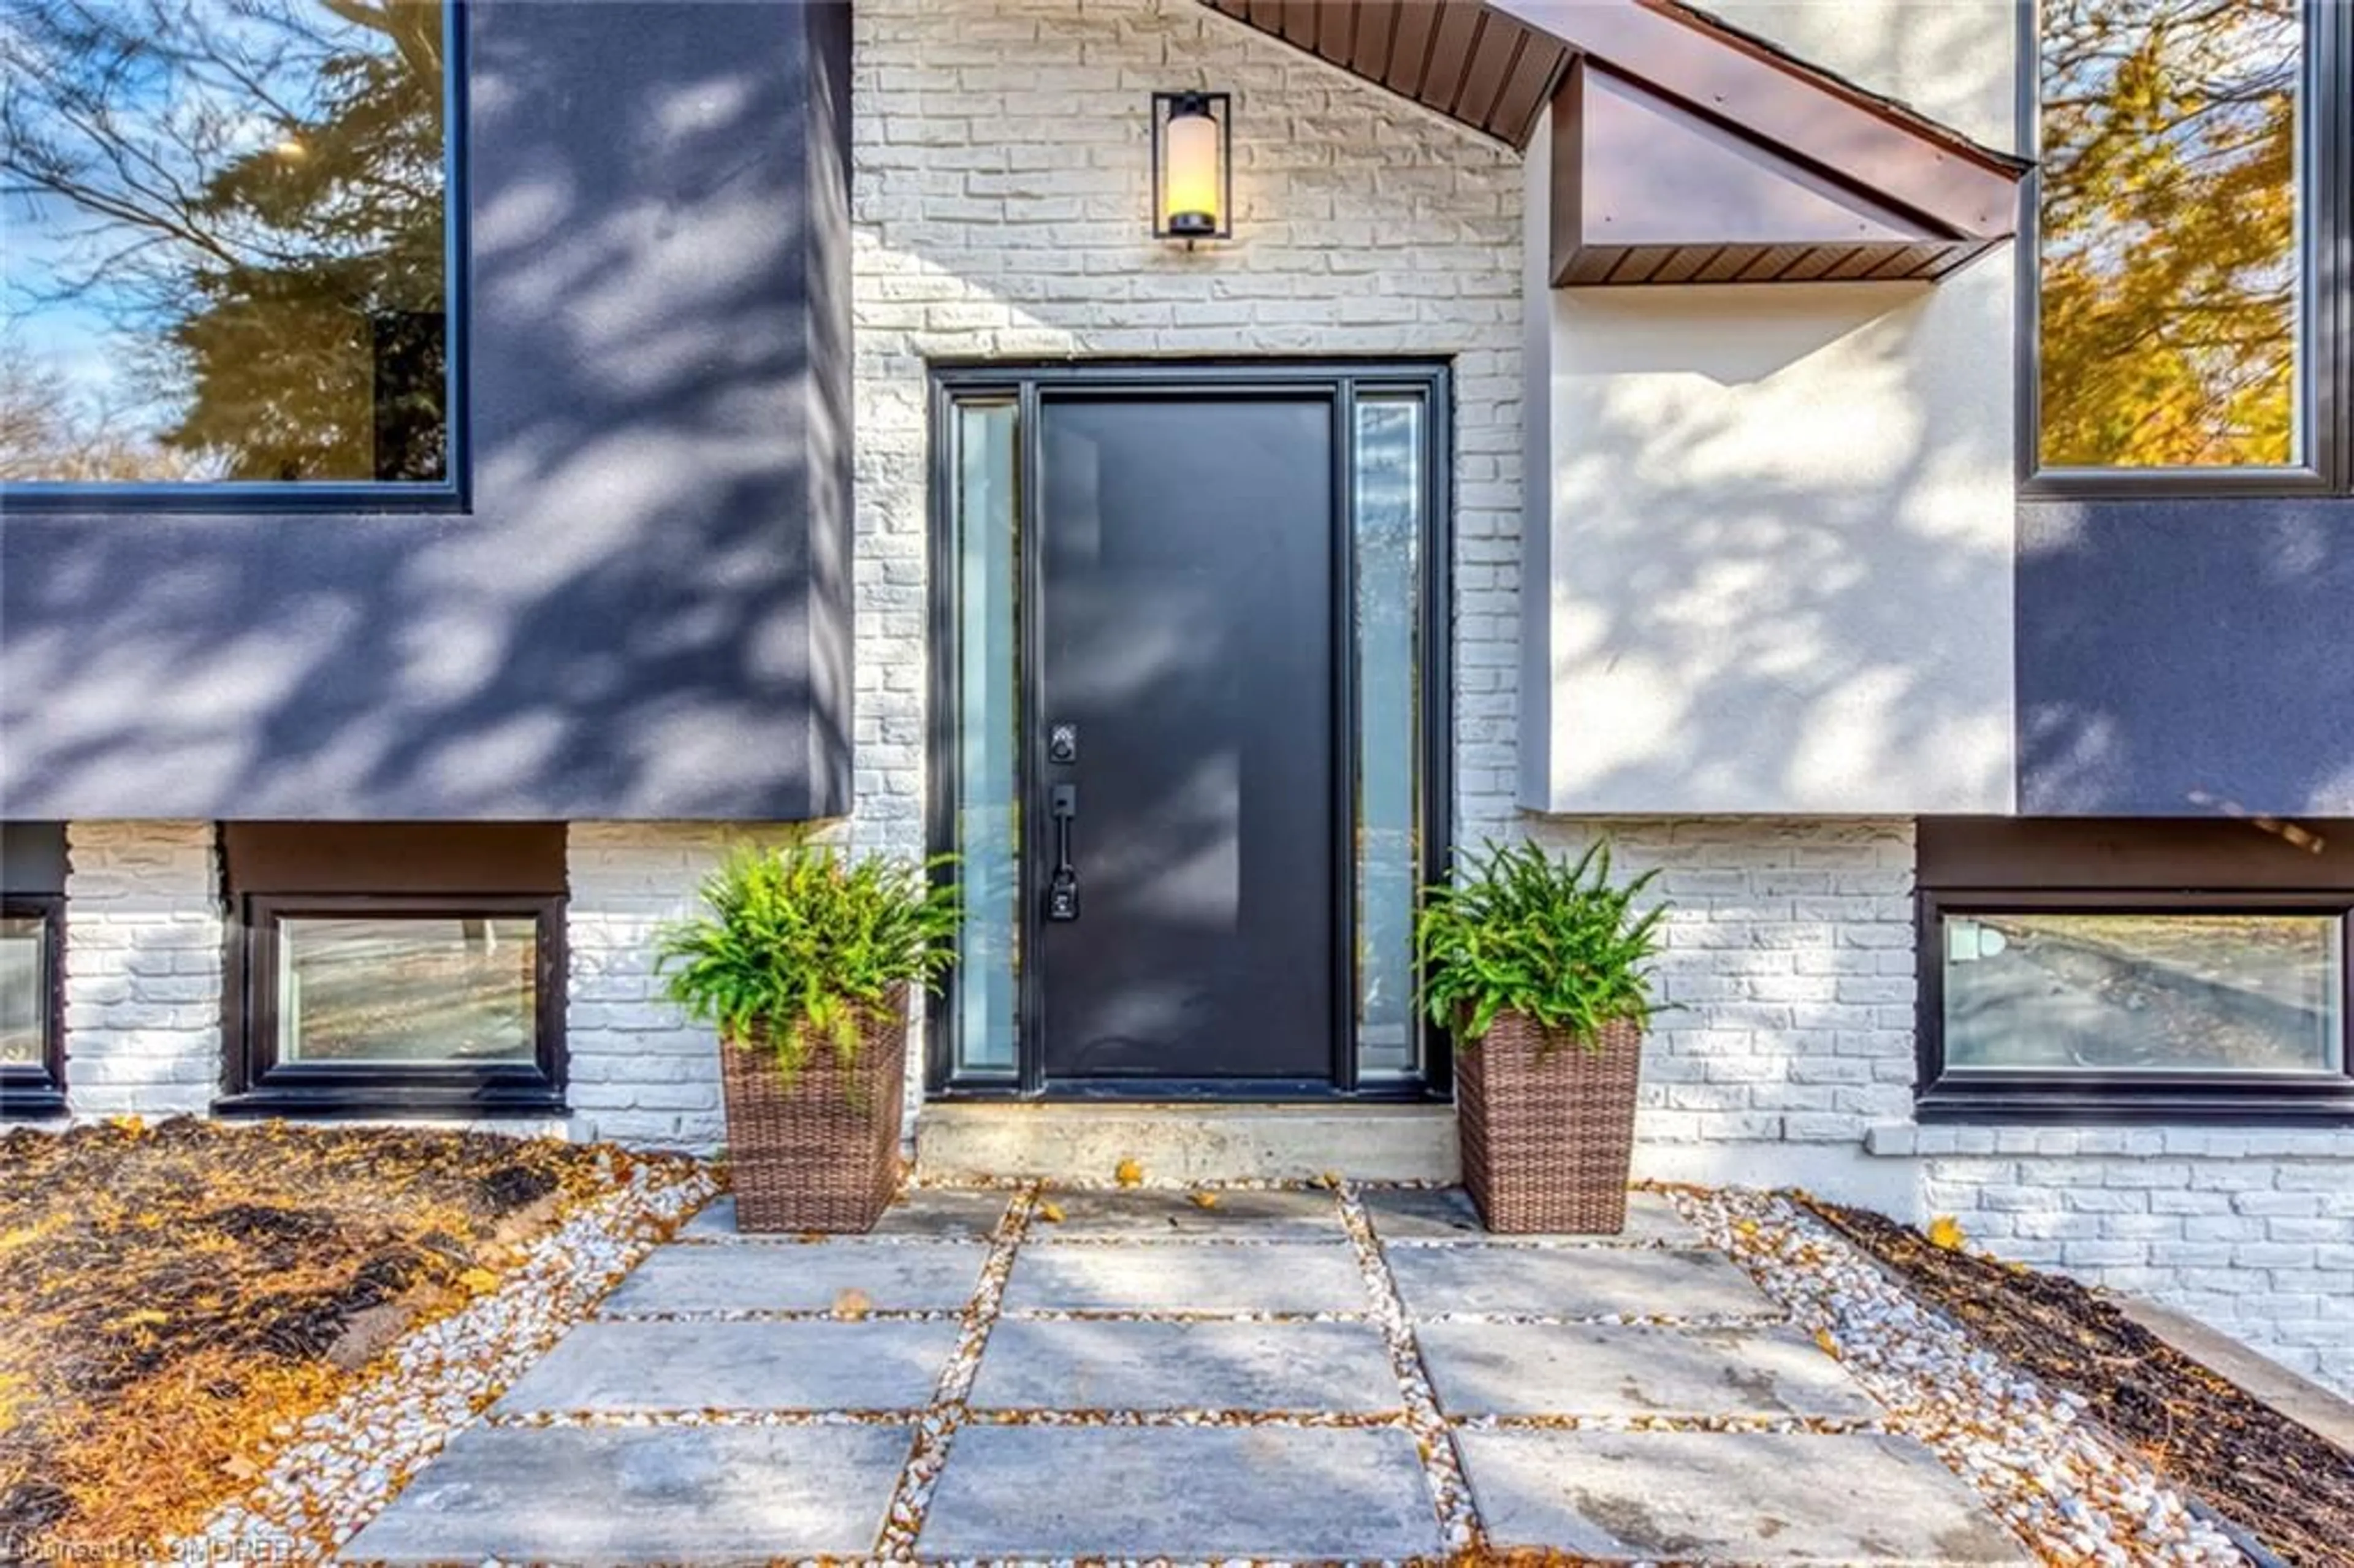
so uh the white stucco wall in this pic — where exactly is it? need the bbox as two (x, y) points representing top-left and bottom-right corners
(1520, 0), (2021, 816)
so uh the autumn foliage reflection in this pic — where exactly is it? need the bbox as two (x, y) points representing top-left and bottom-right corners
(2037, 0), (2302, 470)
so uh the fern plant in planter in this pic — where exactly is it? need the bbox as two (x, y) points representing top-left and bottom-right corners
(659, 842), (959, 1232)
(1418, 839), (1666, 1234)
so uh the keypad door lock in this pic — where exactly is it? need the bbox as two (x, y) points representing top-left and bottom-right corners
(1048, 722), (1080, 765)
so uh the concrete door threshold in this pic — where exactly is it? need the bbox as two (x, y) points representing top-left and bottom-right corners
(913, 1101), (1460, 1184)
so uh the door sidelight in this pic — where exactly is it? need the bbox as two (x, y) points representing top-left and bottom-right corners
(1046, 783), (1081, 922)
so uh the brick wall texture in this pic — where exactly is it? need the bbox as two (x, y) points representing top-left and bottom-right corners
(61, 821), (224, 1118)
(1526, 818), (1921, 1149)
(1908, 1127), (2354, 1396)
(849, 0), (1526, 864)
(563, 823), (776, 1151)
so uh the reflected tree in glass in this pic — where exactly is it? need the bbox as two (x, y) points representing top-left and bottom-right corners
(1943, 912), (2343, 1074)
(280, 916), (535, 1064)
(1, 0), (448, 482)
(2037, 0), (2302, 468)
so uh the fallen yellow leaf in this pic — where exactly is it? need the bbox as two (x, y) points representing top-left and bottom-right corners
(832, 1287), (873, 1321)
(1926, 1215), (1966, 1252)
(1813, 1328), (1840, 1357)
(1114, 1158), (1145, 1189)
(1189, 1190), (1220, 1209)
(1036, 1201), (1065, 1224)
(455, 1266), (500, 1296)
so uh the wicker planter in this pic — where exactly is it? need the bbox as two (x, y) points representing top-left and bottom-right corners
(717, 984), (908, 1233)
(1456, 1011), (1643, 1234)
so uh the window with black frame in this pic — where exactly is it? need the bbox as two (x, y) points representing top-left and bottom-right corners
(219, 824), (566, 1116)
(2030, 0), (2350, 487)
(0, 824), (69, 1117)
(1918, 819), (2354, 1121)
(0, 0), (456, 496)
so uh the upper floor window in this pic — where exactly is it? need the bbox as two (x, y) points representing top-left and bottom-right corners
(2032, 0), (2345, 483)
(0, 0), (455, 495)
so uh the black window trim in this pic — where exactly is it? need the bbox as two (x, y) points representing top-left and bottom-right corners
(2016, 0), (2354, 500)
(0, 894), (67, 1119)
(218, 891), (566, 1119)
(1917, 887), (2354, 1124)
(0, 1), (473, 516)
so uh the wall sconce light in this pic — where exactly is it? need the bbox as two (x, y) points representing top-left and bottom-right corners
(1152, 90), (1231, 245)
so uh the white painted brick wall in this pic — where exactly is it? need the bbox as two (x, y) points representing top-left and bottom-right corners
(1525, 818), (1919, 1148)
(851, 0), (1526, 870)
(564, 823), (789, 1151)
(61, 821), (224, 1117)
(1858, 1124), (2354, 1396)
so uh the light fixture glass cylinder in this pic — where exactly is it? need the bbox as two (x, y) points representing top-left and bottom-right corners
(1161, 97), (1222, 237)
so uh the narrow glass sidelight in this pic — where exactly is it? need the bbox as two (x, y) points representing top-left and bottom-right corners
(951, 400), (1021, 1075)
(1353, 395), (1424, 1079)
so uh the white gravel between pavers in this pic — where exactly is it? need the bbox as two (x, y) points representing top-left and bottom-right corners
(874, 1182), (1040, 1560)
(1673, 1186), (2247, 1567)
(171, 1154), (719, 1564)
(1334, 1181), (1482, 1556)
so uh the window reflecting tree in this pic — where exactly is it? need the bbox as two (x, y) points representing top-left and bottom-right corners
(2038, 0), (2301, 470)
(0, 0), (448, 484)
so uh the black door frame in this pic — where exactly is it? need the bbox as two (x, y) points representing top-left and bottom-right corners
(924, 360), (1453, 1102)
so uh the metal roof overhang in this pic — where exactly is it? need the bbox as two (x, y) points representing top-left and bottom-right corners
(1195, 0), (2030, 287)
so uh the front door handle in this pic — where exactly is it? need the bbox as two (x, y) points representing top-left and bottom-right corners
(1046, 784), (1080, 922)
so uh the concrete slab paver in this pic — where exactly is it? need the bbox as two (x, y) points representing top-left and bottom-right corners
(1417, 1320), (1883, 1418)
(492, 1319), (957, 1414)
(341, 1423), (911, 1564)
(971, 1318), (1400, 1412)
(600, 1238), (986, 1314)
(342, 1188), (2035, 1567)
(918, 1425), (1445, 1559)
(1032, 1187), (1344, 1238)
(1363, 1186), (1699, 1246)
(1002, 1239), (1370, 1314)
(1460, 1428), (2035, 1563)
(681, 1189), (1010, 1239)
(1387, 1240), (1779, 1319)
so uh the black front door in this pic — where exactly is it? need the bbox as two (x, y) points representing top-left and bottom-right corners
(1033, 394), (1336, 1084)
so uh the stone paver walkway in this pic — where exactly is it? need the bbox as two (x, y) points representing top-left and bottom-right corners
(344, 1185), (2034, 1565)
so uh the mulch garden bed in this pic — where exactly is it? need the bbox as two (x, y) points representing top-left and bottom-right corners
(0, 1117), (693, 1555)
(1806, 1198), (2354, 1568)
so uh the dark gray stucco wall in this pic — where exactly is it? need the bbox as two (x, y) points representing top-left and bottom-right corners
(0, 1), (853, 821)
(2017, 496), (2354, 816)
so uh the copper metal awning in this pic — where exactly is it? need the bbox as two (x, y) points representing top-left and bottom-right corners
(1195, 0), (2029, 286)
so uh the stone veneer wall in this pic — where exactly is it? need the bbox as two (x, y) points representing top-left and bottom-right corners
(59, 821), (225, 1119)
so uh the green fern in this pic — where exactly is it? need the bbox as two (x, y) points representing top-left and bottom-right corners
(657, 839), (961, 1090)
(1416, 838), (1666, 1052)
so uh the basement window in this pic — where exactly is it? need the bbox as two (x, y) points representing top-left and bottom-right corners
(218, 824), (567, 1117)
(1, 824), (67, 1118)
(1917, 819), (2354, 1122)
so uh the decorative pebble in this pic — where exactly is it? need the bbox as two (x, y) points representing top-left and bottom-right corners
(1671, 1187), (2245, 1567)
(170, 1158), (718, 1564)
